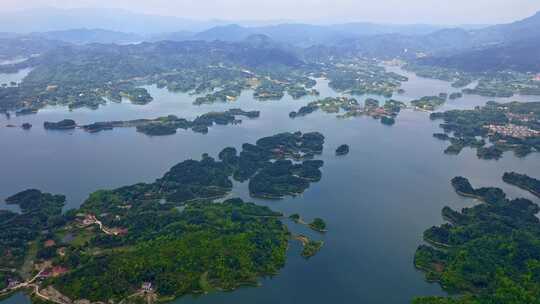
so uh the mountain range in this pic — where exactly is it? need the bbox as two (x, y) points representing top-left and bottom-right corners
(1, 7), (540, 72)
(416, 11), (540, 72)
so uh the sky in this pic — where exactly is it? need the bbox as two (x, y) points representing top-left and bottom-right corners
(1, 0), (540, 25)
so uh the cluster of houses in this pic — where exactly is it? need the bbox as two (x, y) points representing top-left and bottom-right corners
(141, 282), (154, 293)
(40, 266), (69, 278)
(506, 112), (537, 122)
(485, 123), (540, 139)
(78, 214), (128, 236)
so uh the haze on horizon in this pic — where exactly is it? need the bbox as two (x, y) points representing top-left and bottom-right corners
(1, 0), (540, 25)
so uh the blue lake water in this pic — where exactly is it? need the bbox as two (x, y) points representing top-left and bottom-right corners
(0, 67), (538, 303)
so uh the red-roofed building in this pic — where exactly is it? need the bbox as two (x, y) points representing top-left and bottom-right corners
(51, 266), (69, 277)
(44, 239), (56, 248)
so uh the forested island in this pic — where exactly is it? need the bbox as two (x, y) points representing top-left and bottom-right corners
(43, 119), (76, 130)
(324, 59), (408, 97)
(430, 101), (540, 159)
(336, 144), (350, 156)
(42, 109), (260, 135)
(0, 132), (328, 303)
(288, 214), (328, 233)
(414, 176), (540, 303)
(448, 92), (463, 100)
(410, 94), (447, 111)
(300, 238), (324, 259)
(289, 97), (405, 125)
(308, 218), (327, 233)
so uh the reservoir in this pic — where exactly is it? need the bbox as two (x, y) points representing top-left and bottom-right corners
(1, 67), (538, 303)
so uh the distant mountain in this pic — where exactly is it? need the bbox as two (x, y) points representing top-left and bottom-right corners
(193, 24), (254, 41)
(147, 31), (195, 42)
(167, 22), (474, 47)
(472, 11), (540, 44)
(10, 39), (305, 84)
(326, 10), (540, 62)
(416, 11), (540, 72)
(164, 23), (351, 47)
(327, 23), (446, 36)
(28, 29), (143, 45)
(418, 35), (540, 72)
(241, 34), (282, 48)
(0, 37), (67, 62)
(317, 28), (476, 60)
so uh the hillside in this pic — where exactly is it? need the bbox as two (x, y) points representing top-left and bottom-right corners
(162, 23), (459, 47)
(415, 11), (540, 72)
(418, 35), (540, 72)
(28, 28), (143, 45)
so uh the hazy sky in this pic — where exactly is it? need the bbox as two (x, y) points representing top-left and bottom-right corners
(2, 0), (540, 24)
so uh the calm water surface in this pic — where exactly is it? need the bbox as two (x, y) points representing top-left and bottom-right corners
(1, 68), (538, 303)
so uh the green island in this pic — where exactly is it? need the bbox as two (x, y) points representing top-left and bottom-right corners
(449, 92), (463, 100)
(287, 85), (319, 99)
(289, 97), (405, 125)
(380, 116), (395, 125)
(0, 132), (328, 303)
(80, 109), (260, 135)
(119, 87), (153, 105)
(413, 176), (540, 303)
(288, 213), (301, 222)
(335, 144), (350, 156)
(294, 235), (324, 259)
(324, 59), (408, 97)
(502, 172), (540, 198)
(308, 218), (327, 233)
(301, 240), (324, 259)
(253, 79), (285, 100)
(288, 214), (328, 233)
(43, 119), (76, 130)
(430, 101), (540, 159)
(191, 72), (318, 104)
(410, 94), (447, 111)
(137, 131), (324, 201)
(249, 159), (324, 199)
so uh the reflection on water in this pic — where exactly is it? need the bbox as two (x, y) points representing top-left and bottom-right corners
(1, 67), (539, 304)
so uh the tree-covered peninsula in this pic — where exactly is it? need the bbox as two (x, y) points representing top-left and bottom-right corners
(430, 101), (540, 159)
(503, 172), (540, 198)
(414, 176), (540, 303)
(0, 132), (328, 303)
